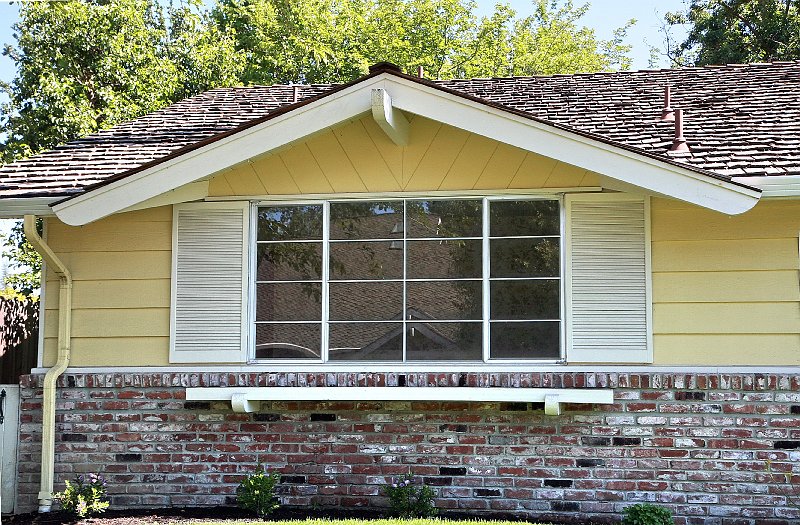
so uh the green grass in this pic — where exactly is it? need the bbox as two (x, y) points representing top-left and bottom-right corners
(192, 518), (534, 525)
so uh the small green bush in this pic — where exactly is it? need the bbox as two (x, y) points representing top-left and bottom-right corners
(383, 474), (437, 518)
(53, 473), (109, 518)
(237, 466), (281, 518)
(622, 503), (673, 525)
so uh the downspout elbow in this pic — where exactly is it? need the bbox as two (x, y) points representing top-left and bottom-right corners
(24, 215), (72, 513)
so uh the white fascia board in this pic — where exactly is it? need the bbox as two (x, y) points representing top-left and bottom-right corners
(732, 175), (800, 198)
(53, 73), (760, 225)
(381, 76), (760, 215)
(119, 180), (209, 213)
(0, 197), (58, 218)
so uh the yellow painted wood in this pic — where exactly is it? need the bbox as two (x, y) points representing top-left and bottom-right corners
(404, 125), (470, 191)
(360, 115), (403, 183)
(578, 171), (601, 187)
(224, 161), (268, 195)
(207, 170), (235, 196)
(507, 152), (557, 189)
(652, 238), (798, 272)
(401, 117), (442, 184)
(304, 130), (368, 193)
(47, 220), (171, 253)
(654, 303), (800, 334)
(473, 143), (528, 190)
(44, 307), (170, 338)
(44, 279), (170, 310)
(46, 251), (171, 281)
(279, 144), (334, 194)
(249, 154), (301, 195)
(543, 161), (588, 188)
(653, 270), (800, 303)
(438, 134), (498, 191)
(654, 334), (800, 365)
(652, 198), (800, 240)
(43, 337), (170, 367)
(334, 119), (401, 192)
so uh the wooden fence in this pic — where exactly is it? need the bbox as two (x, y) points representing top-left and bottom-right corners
(0, 298), (39, 384)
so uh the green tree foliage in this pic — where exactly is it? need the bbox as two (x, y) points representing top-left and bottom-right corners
(664, 0), (800, 66)
(1, 219), (41, 299)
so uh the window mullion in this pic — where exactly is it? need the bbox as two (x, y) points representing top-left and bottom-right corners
(482, 197), (490, 363)
(402, 199), (408, 362)
(321, 201), (331, 363)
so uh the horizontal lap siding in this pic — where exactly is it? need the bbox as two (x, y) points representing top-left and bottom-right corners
(43, 206), (172, 367)
(651, 198), (800, 365)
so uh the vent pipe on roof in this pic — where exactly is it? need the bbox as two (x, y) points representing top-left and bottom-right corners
(670, 108), (690, 153)
(660, 86), (675, 121)
(417, 66), (424, 78)
(292, 85), (299, 104)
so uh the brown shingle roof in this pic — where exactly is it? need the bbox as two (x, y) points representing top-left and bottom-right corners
(2, 62), (799, 199)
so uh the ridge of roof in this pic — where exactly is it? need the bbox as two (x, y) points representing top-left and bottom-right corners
(4, 60), (799, 201)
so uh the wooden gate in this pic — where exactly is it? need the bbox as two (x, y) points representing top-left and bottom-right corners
(0, 298), (39, 385)
(0, 385), (19, 514)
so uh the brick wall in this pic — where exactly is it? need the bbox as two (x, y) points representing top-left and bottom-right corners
(15, 372), (800, 524)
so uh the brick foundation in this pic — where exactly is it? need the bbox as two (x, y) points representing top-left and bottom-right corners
(15, 372), (800, 524)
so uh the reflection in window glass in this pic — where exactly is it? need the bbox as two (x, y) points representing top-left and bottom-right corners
(258, 205), (323, 241)
(329, 282), (403, 321)
(490, 200), (559, 237)
(491, 280), (560, 320)
(490, 238), (559, 278)
(255, 283), (322, 322)
(255, 323), (321, 360)
(329, 322), (403, 361)
(330, 201), (403, 240)
(330, 241), (403, 281)
(406, 200), (482, 238)
(256, 243), (322, 281)
(406, 281), (482, 320)
(406, 322), (482, 361)
(406, 240), (481, 279)
(490, 321), (560, 359)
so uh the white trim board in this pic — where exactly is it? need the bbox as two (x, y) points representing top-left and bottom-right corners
(732, 175), (800, 198)
(52, 73), (760, 226)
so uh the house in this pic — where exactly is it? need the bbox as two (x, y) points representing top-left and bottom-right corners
(1, 61), (800, 523)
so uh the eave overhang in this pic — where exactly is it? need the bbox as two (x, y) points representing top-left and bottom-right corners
(47, 70), (759, 225)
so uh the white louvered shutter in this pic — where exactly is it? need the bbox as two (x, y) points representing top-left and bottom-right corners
(565, 194), (652, 363)
(170, 202), (250, 363)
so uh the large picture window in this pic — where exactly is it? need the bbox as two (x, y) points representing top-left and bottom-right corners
(253, 197), (562, 362)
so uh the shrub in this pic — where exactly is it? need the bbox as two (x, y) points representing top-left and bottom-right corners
(237, 466), (281, 518)
(383, 474), (437, 518)
(53, 473), (109, 518)
(622, 503), (673, 525)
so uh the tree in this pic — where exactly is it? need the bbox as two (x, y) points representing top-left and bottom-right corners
(663, 0), (800, 66)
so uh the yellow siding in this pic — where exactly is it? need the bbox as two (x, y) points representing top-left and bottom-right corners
(651, 198), (800, 365)
(42, 206), (172, 367)
(209, 115), (601, 196)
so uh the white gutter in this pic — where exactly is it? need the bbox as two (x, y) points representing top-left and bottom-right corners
(23, 215), (72, 513)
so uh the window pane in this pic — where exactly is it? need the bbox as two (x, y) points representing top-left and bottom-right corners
(257, 205), (322, 241)
(406, 322), (482, 361)
(255, 283), (322, 321)
(330, 241), (403, 280)
(330, 201), (403, 240)
(256, 243), (322, 281)
(490, 321), (560, 359)
(329, 322), (402, 361)
(406, 281), (482, 320)
(406, 200), (482, 238)
(490, 200), (559, 237)
(491, 279), (560, 320)
(329, 282), (403, 321)
(407, 240), (482, 279)
(490, 238), (559, 278)
(255, 323), (321, 359)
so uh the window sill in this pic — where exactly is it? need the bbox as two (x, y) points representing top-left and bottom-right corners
(185, 386), (614, 416)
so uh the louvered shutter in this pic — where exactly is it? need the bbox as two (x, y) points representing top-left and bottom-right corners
(565, 194), (652, 363)
(170, 202), (250, 363)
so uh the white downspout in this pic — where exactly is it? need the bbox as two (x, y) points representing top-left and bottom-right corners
(23, 215), (72, 513)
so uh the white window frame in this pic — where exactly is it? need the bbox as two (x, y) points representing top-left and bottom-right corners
(248, 194), (566, 365)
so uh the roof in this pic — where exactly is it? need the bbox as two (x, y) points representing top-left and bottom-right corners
(3, 61), (798, 200)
